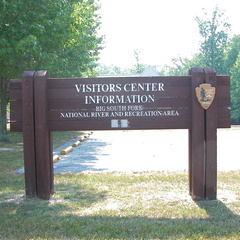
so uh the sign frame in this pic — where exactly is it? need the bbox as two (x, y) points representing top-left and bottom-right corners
(10, 68), (231, 200)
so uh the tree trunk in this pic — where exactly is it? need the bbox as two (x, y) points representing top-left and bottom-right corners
(0, 77), (9, 141)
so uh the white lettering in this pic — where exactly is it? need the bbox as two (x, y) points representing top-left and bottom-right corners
(60, 112), (90, 118)
(158, 83), (164, 91)
(76, 82), (164, 93)
(75, 83), (122, 93)
(84, 95), (155, 104)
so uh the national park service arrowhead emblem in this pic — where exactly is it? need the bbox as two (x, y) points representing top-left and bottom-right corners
(195, 83), (216, 110)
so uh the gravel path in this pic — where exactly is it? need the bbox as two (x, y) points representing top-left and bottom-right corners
(52, 129), (240, 173)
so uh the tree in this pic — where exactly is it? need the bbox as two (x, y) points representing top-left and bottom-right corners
(0, 0), (103, 140)
(96, 64), (124, 75)
(223, 35), (240, 124)
(224, 35), (240, 74)
(130, 49), (146, 74)
(161, 54), (202, 76)
(162, 7), (231, 76)
(230, 53), (240, 124)
(195, 7), (231, 74)
(35, 0), (103, 78)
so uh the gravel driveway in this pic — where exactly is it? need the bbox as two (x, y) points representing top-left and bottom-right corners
(53, 129), (240, 173)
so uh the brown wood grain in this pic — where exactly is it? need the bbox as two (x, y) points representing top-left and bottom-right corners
(22, 71), (37, 197)
(189, 68), (205, 200)
(204, 68), (217, 200)
(34, 71), (53, 200)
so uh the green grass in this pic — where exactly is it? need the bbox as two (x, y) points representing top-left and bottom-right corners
(0, 131), (240, 240)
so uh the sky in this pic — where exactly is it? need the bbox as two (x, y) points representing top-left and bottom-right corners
(97, 0), (240, 68)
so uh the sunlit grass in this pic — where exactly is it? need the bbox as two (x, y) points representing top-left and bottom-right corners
(0, 131), (239, 239)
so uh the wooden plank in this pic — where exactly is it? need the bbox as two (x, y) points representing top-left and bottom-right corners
(9, 79), (22, 86)
(48, 97), (191, 110)
(9, 122), (22, 132)
(9, 74), (230, 132)
(216, 75), (231, 129)
(10, 100), (23, 132)
(217, 97), (230, 107)
(47, 117), (192, 131)
(217, 75), (230, 85)
(217, 107), (231, 118)
(189, 68), (205, 200)
(217, 107), (231, 128)
(47, 77), (191, 102)
(47, 107), (191, 131)
(47, 76), (191, 88)
(217, 75), (230, 129)
(9, 89), (22, 100)
(10, 100), (22, 110)
(9, 79), (22, 99)
(204, 68), (217, 200)
(9, 79), (23, 132)
(10, 109), (22, 122)
(47, 108), (191, 120)
(22, 71), (37, 197)
(47, 86), (191, 100)
(34, 71), (53, 200)
(216, 85), (231, 97)
(46, 76), (192, 131)
(217, 118), (231, 128)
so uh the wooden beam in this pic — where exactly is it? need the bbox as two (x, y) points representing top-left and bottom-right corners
(204, 68), (217, 200)
(189, 68), (205, 200)
(22, 71), (37, 197)
(34, 71), (53, 200)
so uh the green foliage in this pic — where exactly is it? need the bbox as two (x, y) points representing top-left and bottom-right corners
(230, 53), (240, 124)
(97, 50), (160, 76)
(224, 35), (240, 124)
(0, 0), (103, 78)
(97, 64), (124, 75)
(224, 35), (240, 74)
(97, 63), (161, 76)
(163, 7), (235, 77)
(0, 0), (103, 138)
(132, 49), (146, 74)
(162, 54), (203, 76)
(195, 7), (231, 74)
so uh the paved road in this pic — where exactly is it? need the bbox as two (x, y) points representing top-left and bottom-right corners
(52, 129), (240, 173)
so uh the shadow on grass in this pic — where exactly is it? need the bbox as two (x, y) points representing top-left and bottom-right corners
(0, 191), (239, 239)
(195, 199), (239, 219)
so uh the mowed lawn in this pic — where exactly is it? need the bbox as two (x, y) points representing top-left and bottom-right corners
(0, 131), (239, 240)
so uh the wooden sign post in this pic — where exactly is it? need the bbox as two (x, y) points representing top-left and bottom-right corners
(10, 68), (230, 200)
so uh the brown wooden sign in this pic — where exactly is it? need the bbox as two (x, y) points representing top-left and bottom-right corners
(10, 68), (231, 200)
(47, 76), (192, 131)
